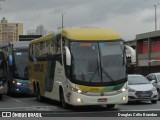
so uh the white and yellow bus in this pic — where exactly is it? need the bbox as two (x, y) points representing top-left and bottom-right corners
(29, 27), (128, 109)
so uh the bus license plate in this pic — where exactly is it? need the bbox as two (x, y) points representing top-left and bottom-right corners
(98, 98), (107, 102)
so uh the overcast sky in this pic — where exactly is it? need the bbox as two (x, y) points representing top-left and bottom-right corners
(0, 0), (160, 40)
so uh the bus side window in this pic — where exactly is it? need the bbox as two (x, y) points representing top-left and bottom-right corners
(55, 34), (62, 64)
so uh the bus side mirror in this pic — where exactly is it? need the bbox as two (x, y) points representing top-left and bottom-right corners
(65, 46), (71, 66)
(9, 55), (13, 66)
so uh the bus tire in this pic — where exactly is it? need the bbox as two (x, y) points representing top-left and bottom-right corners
(36, 84), (44, 102)
(107, 104), (115, 109)
(7, 83), (11, 95)
(60, 88), (68, 109)
(0, 94), (2, 100)
(33, 83), (36, 96)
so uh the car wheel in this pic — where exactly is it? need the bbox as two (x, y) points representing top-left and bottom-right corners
(151, 100), (157, 104)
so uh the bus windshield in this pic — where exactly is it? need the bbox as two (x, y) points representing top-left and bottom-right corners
(70, 40), (126, 86)
(13, 50), (28, 80)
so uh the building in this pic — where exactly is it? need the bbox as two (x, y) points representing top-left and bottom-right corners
(136, 30), (160, 75)
(19, 35), (42, 41)
(125, 40), (136, 49)
(36, 25), (47, 36)
(0, 17), (23, 44)
(27, 25), (48, 36)
(27, 30), (37, 35)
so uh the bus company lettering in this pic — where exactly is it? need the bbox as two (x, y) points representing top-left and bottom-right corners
(34, 64), (44, 72)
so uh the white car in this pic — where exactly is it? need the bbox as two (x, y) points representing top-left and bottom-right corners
(128, 74), (158, 104)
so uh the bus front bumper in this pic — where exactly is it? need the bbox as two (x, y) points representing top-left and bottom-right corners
(10, 85), (32, 94)
(67, 91), (128, 106)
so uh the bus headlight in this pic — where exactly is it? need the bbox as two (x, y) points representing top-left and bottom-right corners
(17, 82), (22, 85)
(121, 87), (127, 92)
(12, 80), (16, 84)
(70, 87), (86, 94)
(12, 80), (22, 86)
(77, 89), (82, 94)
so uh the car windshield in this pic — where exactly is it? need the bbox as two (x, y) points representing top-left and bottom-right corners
(128, 75), (150, 85)
(70, 40), (126, 86)
(13, 50), (28, 80)
(157, 74), (160, 82)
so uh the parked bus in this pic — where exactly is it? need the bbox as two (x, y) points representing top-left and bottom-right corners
(0, 41), (31, 95)
(0, 50), (7, 99)
(29, 28), (128, 108)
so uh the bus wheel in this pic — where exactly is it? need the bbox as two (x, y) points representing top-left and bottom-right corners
(33, 84), (36, 96)
(107, 104), (115, 109)
(0, 94), (2, 100)
(36, 85), (44, 102)
(7, 84), (11, 95)
(60, 90), (68, 109)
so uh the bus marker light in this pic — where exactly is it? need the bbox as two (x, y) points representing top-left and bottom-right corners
(17, 82), (22, 85)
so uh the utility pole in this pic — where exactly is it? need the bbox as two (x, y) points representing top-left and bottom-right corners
(154, 3), (160, 31)
(154, 4), (157, 31)
(62, 13), (64, 28)
(0, 0), (6, 10)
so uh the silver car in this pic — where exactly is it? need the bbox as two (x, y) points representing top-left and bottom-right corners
(128, 74), (158, 104)
(146, 73), (160, 100)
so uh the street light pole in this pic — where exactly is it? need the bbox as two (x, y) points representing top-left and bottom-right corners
(154, 5), (157, 31)
(62, 13), (64, 28)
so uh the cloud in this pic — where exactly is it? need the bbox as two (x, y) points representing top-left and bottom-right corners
(0, 0), (158, 40)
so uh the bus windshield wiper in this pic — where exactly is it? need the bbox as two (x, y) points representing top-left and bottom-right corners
(101, 68), (115, 83)
(81, 71), (85, 81)
(89, 66), (99, 82)
(89, 60), (99, 82)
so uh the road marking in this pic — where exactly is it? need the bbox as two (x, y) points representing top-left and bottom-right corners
(4, 95), (25, 103)
(0, 106), (58, 110)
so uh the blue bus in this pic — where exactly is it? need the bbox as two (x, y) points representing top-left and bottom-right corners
(0, 41), (31, 95)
